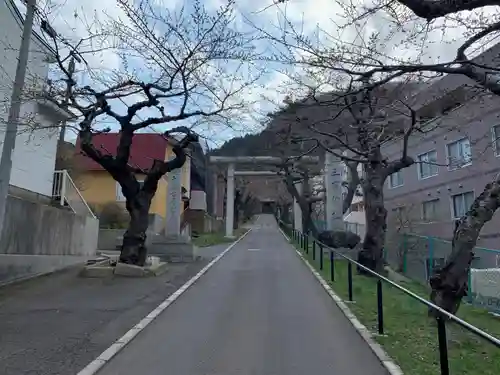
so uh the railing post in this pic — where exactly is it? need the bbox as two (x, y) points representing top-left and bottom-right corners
(319, 243), (323, 270)
(330, 250), (334, 281)
(312, 240), (316, 261)
(305, 234), (309, 252)
(436, 316), (450, 375)
(60, 170), (68, 206)
(377, 280), (384, 335)
(348, 262), (353, 301)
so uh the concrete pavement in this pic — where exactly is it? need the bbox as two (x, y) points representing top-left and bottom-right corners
(96, 215), (389, 375)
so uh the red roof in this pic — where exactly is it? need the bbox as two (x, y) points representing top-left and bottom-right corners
(75, 133), (170, 171)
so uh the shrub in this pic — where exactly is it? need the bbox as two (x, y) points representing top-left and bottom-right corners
(96, 202), (129, 229)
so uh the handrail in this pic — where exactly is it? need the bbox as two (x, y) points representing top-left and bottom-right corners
(320, 234), (500, 346)
(53, 170), (96, 219)
(302, 222), (499, 345)
(64, 171), (96, 218)
(277, 218), (500, 365)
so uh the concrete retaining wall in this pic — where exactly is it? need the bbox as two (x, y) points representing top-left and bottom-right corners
(0, 254), (87, 285)
(0, 196), (99, 284)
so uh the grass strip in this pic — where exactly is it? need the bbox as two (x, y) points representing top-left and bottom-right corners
(290, 235), (500, 375)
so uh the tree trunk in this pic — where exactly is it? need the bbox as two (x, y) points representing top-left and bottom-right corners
(357, 170), (387, 274)
(429, 181), (500, 316)
(120, 191), (154, 266)
(281, 170), (319, 238)
(279, 202), (292, 223)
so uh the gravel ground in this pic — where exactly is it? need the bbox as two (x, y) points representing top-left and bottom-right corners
(0, 256), (214, 375)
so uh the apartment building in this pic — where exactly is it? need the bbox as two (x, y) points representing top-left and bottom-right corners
(383, 44), (500, 249)
(341, 161), (366, 236)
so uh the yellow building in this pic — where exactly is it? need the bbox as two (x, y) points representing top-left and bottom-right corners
(75, 133), (190, 219)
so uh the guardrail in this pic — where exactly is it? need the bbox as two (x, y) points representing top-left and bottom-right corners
(277, 219), (500, 375)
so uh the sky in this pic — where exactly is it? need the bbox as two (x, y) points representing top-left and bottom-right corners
(13, 0), (499, 148)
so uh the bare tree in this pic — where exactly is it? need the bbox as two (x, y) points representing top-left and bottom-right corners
(266, 80), (423, 273)
(269, 112), (360, 238)
(376, 0), (500, 319)
(252, 1), (500, 313)
(41, 0), (257, 266)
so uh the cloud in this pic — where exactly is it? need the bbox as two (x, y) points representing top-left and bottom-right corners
(14, 0), (500, 145)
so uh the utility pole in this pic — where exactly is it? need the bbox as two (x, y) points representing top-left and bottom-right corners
(0, 0), (36, 236)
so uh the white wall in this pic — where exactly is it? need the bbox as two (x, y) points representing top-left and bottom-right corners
(0, 0), (59, 197)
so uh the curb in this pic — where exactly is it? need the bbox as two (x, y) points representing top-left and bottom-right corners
(76, 228), (252, 375)
(277, 227), (403, 375)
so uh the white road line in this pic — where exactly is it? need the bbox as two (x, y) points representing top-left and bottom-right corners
(277, 226), (403, 375)
(76, 228), (252, 375)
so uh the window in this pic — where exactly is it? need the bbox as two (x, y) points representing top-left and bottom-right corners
(417, 151), (438, 179)
(492, 125), (500, 156)
(422, 199), (439, 222)
(451, 191), (474, 219)
(446, 138), (471, 170)
(389, 170), (404, 188)
(116, 180), (144, 201)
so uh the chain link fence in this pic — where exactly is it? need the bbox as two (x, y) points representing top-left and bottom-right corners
(310, 213), (500, 314)
(385, 231), (500, 315)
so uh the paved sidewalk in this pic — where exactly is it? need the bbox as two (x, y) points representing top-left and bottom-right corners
(0, 250), (224, 375)
(96, 215), (389, 375)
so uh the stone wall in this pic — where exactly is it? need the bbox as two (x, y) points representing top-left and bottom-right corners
(0, 196), (99, 284)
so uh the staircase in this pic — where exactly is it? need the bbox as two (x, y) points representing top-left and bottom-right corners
(52, 170), (96, 218)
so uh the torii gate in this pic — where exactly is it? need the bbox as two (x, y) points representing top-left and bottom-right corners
(209, 155), (339, 237)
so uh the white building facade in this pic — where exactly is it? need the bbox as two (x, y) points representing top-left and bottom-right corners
(0, 0), (67, 201)
(341, 161), (366, 238)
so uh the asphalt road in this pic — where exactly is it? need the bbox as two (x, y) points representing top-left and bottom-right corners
(97, 215), (389, 375)
(0, 256), (213, 375)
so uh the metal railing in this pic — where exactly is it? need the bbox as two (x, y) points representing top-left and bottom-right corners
(278, 219), (500, 375)
(53, 170), (96, 219)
